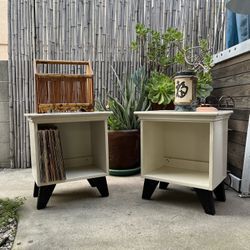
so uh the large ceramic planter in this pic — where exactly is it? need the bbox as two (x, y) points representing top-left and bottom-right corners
(108, 129), (140, 176)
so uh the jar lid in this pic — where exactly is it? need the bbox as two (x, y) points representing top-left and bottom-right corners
(175, 70), (196, 76)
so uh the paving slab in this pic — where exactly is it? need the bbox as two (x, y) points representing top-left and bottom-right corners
(0, 169), (250, 250)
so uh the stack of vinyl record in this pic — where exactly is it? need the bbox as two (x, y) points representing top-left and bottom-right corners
(38, 128), (65, 183)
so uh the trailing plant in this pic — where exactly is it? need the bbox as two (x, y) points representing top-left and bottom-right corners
(97, 67), (150, 130)
(146, 72), (175, 105)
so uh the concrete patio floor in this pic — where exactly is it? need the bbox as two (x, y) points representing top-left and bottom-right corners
(0, 168), (250, 250)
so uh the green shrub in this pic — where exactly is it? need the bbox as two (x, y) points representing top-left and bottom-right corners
(0, 197), (25, 227)
(131, 23), (183, 72)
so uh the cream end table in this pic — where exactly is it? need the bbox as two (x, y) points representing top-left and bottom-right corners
(25, 112), (111, 209)
(135, 110), (233, 215)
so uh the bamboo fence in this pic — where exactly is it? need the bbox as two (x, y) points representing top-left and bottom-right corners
(8, 0), (226, 168)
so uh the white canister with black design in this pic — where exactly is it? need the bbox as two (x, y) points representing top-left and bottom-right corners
(174, 71), (197, 111)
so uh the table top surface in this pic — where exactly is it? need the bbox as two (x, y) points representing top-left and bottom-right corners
(135, 110), (233, 121)
(24, 111), (112, 117)
(135, 110), (233, 115)
(24, 111), (112, 123)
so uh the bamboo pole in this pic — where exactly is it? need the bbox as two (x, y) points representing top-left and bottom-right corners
(8, 0), (226, 168)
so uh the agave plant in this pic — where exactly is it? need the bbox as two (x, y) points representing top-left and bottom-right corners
(101, 67), (150, 130)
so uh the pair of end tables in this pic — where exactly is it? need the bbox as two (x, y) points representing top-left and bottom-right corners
(25, 110), (232, 215)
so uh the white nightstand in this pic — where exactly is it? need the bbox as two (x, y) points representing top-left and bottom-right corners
(135, 110), (233, 215)
(25, 112), (111, 209)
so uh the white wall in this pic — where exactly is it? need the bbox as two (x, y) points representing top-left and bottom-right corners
(0, 0), (8, 60)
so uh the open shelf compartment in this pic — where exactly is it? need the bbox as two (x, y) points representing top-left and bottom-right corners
(25, 112), (111, 187)
(141, 121), (212, 190)
(37, 121), (107, 185)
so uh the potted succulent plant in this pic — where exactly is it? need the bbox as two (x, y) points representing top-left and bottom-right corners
(146, 71), (175, 110)
(131, 24), (214, 110)
(98, 67), (150, 176)
(131, 23), (183, 110)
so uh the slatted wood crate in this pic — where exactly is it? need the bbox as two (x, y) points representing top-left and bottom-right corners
(34, 60), (94, 113)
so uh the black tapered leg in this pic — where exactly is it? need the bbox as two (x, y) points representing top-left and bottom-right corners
(142, 179), (159, 200)
(195, 188), (215, 215)
(214, 182), (226, 201)
(159, 182), (169, 190)
(87, 179), (96, 187)
(87, 177), (109, 197)
(37, 184), (56, 210)
(33, 182), (39, 197)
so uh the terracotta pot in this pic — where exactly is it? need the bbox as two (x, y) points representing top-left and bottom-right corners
(108, 129), (140, 171)
(196, 104), (218, 112)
